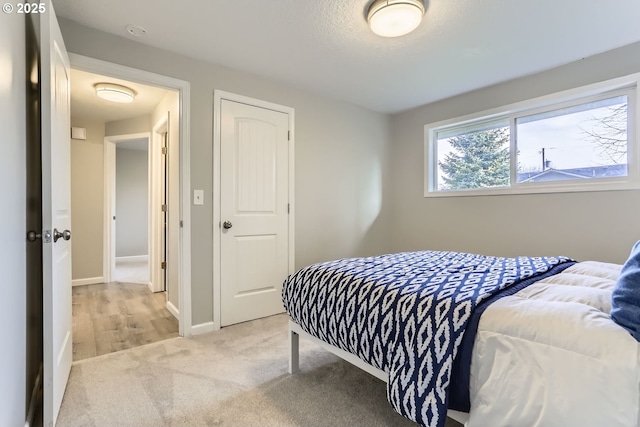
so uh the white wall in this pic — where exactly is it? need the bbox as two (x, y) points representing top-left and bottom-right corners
(0, 12), (26, 427)
(152, 91), (180, 309)
(116, 146), (149, 257)
(70, 118), (105, 281)
(58, 18), (392, 326)
(390, 42), (640, 264)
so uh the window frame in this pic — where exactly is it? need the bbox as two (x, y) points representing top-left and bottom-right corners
(424, 73), (640, 197)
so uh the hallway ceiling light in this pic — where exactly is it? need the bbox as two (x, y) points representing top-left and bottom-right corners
(367, 0), (425, 38)
(94, 83), (137, 103)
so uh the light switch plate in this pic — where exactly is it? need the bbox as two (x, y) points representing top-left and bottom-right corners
(193, 190), (204, 205)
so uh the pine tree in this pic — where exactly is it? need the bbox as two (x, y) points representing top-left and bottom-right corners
(438, 128), (510, 190)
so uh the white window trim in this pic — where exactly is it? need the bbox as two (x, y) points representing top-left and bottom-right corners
(424, 73), (640, 197)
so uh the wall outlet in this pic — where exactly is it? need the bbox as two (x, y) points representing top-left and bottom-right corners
(193, 190), (204, 206)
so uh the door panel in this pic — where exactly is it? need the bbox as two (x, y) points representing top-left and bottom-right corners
(236, 119), (277, 212)
(41, 4), (72, 425)
(220, 100), (289, 326)
(234, 234), (280, 293)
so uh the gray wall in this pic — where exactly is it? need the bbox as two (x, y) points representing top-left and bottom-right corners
(0, 12), (26, 426)
(58, 18), (392, 326)
(70, 118), (105, 280)
(105, 114), (151, 137)
(390, 42), (640, 264)
(116, 146), (149, 257)
(107, 116), (152, 260)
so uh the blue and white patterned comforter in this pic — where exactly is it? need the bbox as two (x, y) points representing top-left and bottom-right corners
(282, 250), (575, 427)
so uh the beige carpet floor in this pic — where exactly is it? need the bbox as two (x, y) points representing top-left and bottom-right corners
(57, 314), (463, 427)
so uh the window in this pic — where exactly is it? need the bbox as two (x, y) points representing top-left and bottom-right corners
(425, 75), (639, 196)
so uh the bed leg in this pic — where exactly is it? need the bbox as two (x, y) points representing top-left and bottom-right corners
(289, 328), (300, 374)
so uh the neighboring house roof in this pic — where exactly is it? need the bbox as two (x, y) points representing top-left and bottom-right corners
(517, 164), (628, 183)
(519, 168), (588, 183)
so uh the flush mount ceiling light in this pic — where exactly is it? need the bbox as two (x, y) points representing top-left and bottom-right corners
(94, 83), (137, 103)
(367, 0), (425, 38)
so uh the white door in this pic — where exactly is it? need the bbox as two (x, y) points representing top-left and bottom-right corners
(41, 4), (72, 425)
(160, 124), (169, 293)
(220, 100), (290, 326)
(151, 118), (169, 294)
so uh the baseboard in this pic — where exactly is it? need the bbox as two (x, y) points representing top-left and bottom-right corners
(166, 300), (179, 320)
(191, 321), (215, 336)
(72, 277), (104, 287)
(115, 255), (149, 263)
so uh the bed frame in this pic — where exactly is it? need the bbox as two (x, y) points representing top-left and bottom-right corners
(288, 320), (470, 425)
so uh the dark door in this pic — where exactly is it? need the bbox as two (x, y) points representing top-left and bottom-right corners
(25, 13), (43, 427)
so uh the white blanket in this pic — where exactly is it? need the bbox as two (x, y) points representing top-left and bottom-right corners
(468, 261), (640, 427)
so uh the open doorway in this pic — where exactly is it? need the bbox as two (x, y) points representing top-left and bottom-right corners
(69, 67), (183, 360)
(112, 135), (151, 286)
(104, 125), (175, 298)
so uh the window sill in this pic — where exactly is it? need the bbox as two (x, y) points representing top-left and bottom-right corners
(424, 179), (640, 198)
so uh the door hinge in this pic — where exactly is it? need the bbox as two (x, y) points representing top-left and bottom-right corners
(162, 147), (167, 155)
(161, 204), (167, 212)
(180, 220), (183, 228)
(287, 130), (290, 141)
(161, 261), (167, 269)
(287, 203), (290, 214)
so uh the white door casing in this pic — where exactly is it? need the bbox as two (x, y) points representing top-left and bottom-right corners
(218, 97), (294, 327)
(41, 3), (72, 425)
(104, 137), (116, 283)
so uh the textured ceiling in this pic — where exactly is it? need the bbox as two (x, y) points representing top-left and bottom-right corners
(70, 68), (171, 122)
(54, 0), (640, 113)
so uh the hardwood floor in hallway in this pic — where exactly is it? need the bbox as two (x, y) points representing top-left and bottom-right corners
(72, 282), (179, 361)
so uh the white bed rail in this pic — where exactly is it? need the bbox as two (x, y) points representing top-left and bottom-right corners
(288, 319), (470, 425)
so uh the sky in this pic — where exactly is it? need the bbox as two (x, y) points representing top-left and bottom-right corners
(516, 100), (627, 171)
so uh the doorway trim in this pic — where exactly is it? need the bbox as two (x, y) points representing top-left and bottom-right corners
(103, 132), (151, 288)
(212, 90), (295, 331)
(71, 53), (193, 337)
(151, 117), (168, 295)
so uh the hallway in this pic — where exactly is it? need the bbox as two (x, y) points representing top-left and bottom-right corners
(72, 281), (178, 361)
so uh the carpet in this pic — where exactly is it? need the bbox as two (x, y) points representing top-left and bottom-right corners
(57, 314), (463, 427)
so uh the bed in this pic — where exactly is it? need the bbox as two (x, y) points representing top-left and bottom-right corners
(282, 250), (640, 427)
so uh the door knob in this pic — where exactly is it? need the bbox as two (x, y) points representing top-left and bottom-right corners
(222, 221), (232, 229)
(26, 230), (41, 242)
(53, 228), (71, 242)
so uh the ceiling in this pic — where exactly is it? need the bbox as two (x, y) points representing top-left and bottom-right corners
(70, 68), (170, 122)
(54, 0), (640, 114)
